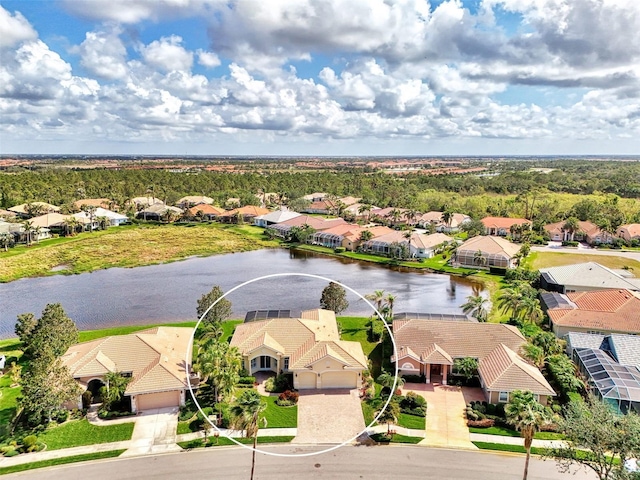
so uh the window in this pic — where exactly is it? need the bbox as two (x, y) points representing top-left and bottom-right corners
(250, 358), (257, 369)
(283, 357), (289, 370)
(498, 391), (509, 403)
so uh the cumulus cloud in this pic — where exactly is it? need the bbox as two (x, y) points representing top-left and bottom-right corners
(76, 26), (129, 80)
(0, 6), (37, 48)
(140, 35), (193, 72)
(197, 49), (220, 69)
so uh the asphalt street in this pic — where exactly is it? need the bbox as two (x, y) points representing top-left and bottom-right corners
(7, 445), (596, 480)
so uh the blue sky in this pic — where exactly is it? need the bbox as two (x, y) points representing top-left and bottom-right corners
(1, 0), (639, 155)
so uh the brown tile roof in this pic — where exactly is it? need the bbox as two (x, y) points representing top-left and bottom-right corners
(231, 309), (367, 370)
(393, 319), (525, 361)
(187, 204), (226, 216)
(29, 213), (73, 228)
(479, 344), (555, 396)
(618, 224), (640, 239)
(457, 235), (521, 258)
(62, 327), (193, 395)
(421, 343), (453, 365)
(219, 206), (270, 217)
(73, 199), (112, 209)
(9, 202), (60, 214)
(481, 217), (531, 229)
(544, 220), (602, 237)
(548, 290), (640, 334)
(411, 232), (453, 249)
(276, 215), (347, 231)
(177, 196), (214, 205)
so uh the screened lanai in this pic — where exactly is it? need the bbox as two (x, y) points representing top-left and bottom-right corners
(455, 249), (511, 268)
(311, 231), (343, 248)
(575, 348), (640, 414)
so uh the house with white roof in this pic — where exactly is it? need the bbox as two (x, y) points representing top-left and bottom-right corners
(73, 207), (128, 227)
(254, 209), (301, 227)
(539, 262), (640, 293)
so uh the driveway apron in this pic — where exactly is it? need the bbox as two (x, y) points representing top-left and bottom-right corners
(404, 383), (478, 450)
(293, 389), (365, 444)
(121, 407), (181, 456)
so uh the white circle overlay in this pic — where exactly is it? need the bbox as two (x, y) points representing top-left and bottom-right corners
(186, 272), (399, 458)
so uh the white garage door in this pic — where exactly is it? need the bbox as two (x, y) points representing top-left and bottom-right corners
(136, 390), (180, 410)
(297, 372), (317, 389)
(321, 371), (357, 389)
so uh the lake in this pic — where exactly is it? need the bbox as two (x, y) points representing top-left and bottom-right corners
(0, 248), (483, 339)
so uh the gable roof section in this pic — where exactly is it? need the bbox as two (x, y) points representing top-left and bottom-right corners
(540, 262), (640, 291)
(219, 206), (270, 217)
(187, 204), (226, 216)
(608, 334), (640, 368)
(547, 289), (640, 334)
(255, 210), (301, 223)
(479, 344), (555, 396)
(62, 327), (193, 395)
(274, 215), (346, 231)
(457, 235), (520, 258)
(481, 217), (531, 229)
(9, 202), (60, 214)
(421, 343), (453, 365)
(618, 224), (640, 239)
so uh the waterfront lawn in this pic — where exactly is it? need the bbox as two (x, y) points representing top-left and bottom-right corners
(0, 223), (280, 283)
(0, 339), (24, 429)
(337, 317), (377, 356)
(261, 395), (297, 428)
(397, 413), (426, 430)
(39, 419), (134, 450)
(528, 251), (640, 271)
(0, 450), (126, 476)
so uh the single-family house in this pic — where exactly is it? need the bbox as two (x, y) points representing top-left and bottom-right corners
(481, 217), (531, 237)
(8, 202), (60, 218)
(302, 192), (328, 202)
(254, 209), (301, 227)
(544, 220), (613, 244)
(543, 289), (640, 337)
(617, 224), (640, 242)
(73, 207), (129, 227)
(539, 262), (640, 293)
(230, 309), (368, 390)
(417, 212), (471, 232)
(187, 204), (226, 220)
(136, 204), (183, 222)
(61, 327), (195, 412)
(73, 198), (114, 211)
(453, 235), (521, 269)
(0, 208), (17, 220)
(391, 318), (555, 405)
(176, 196), (214, 209)
(370, 207), (410, 226)
(361, 231), (453, 258)
(218, 206), (271, 223)
(270, 215), (347, 238)
(129, 196), (164, 208)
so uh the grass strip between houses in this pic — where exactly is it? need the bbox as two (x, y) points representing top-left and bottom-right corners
(472, 441), (548, 455)
(0, 450), (126, 476)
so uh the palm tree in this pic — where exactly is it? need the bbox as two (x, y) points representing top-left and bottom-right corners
(441, 210), (454, 230)
(377, 371), (405, 393)
(359, 229), (373, 246)
(460, 294), (489, 322)
(366, 290), (386, 314)
(518, 296), (544, 324)
(82, 205), (97, 232)
(231, 390), (267, 480)
(505, 390), (548, 480)
(22, 220), (34, 246)
(384, 294), (396, 321)
(520, 343), (545, 369)
(64, 217), (80, 236)
(0, 232), (12, 251)
(473, 249), (487, 267)
(358, 203), (372, 222)
(97, 216), (110, 230)
(497, 287), (524, 320)
(562, 217), (581, 241)
(389, 208), (402, 226)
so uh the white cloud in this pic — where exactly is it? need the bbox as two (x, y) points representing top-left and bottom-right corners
(0, 6), (37, 48)
(77, 26), (128, 80)
(197, 49), (220, 69)
(140, 35), (193, 72)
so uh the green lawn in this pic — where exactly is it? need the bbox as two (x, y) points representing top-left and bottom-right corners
(39, 419), (134, 450)
(0, 339), (24, 429)
(469, 426), (565, 440)
(337, 317), (377, 356)
(369, 432), (423, 444)
(472, 441), (548, 455)
(362, 401), (376, 426)
(178, 435), (294, 449)
(528, 251), (640, 271)
(0, 450), (126, 476)
(397, 413), (426, 430)
(261, 395), (297, 428)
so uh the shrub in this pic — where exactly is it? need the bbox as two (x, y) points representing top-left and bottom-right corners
(561, 240), (579, 247)
(237, 376), (256, 385)
(277, 390), (299, 405)
(82, 390), (93, 409)
(402, 375), (424, 383)
(54, 410), (69, 423)
(275, 399), (295, 407)
(22, 435), (38, 450)
(334, 247), (346, 253)
(467, 418), (495, 428)
(3, 448), (19, 457)
(546, 354), (584, 398)
(265, 374), (291, 393)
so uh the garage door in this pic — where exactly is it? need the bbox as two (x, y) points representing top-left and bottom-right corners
(297, 372), (317, 389)
(321, 371), (357, 389)
(136, 390), (180, 410)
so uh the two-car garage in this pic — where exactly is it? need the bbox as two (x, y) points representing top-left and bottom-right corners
(295, 371), (359, 390)
(134, 390), (181, 411)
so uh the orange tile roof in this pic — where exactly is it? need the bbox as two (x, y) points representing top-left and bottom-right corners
(544, 220), (601, 237)
(481, 217), (531, 229)
(548, 290), (640, 334)
(219, 206), (270, 217)
(73, 198), (112, 209)
(276, 215), (346, 230)
(187, 204), (226, 216)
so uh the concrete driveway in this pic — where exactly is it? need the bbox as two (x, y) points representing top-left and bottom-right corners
(293, 389), (365, 444)
(404, 382), (479, 450)
(121, 407), (181, 456)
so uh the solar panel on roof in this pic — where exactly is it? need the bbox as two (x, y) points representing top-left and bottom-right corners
(244, 310), (292, 322)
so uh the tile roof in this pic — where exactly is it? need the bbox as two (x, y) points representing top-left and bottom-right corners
(421, 343), (453, 365)
(544, 220), (602, 237)
(177, 196), (214, 205)
(230, 309), (367, 370)
(219, 206), (271, 217)
(254, 210), (301, 223)
(618, 224), (640, 239)
(607, 334), (640, 368)
(479, 344), (556, 396)
(481, 217), (531, 229)
(8, 202), (60, 214)
(565, 332), (608, 352)
(540, 262), (640, 291)
(393, 319), (526, 361)
(73, 207), (127, 222)
(73, 198), (112, 209)
(62, 327), (193, 395)
(547, 289), (640, 334)
(187, 204), (226, 216)
(273, 215), (346, 231)
(457, 235), (521, 258)
(411, 232), (453, 249)
(29, 213), (73, 228)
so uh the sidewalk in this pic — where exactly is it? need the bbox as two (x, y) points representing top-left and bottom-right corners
(176, 427), (298, 442)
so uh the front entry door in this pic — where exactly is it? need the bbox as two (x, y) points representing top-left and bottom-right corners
(431, 364), (441, 375)
(260, 356), (271, 369)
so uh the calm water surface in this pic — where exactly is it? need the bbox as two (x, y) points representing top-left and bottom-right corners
(0, 249), (482, 339)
